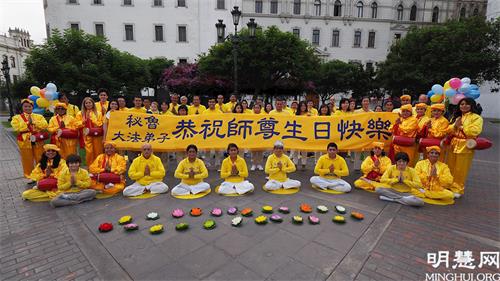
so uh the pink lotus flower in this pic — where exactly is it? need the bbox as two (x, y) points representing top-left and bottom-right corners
(172, 208), (184, 218)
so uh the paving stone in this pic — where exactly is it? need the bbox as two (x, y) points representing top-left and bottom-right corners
(177, 244), (231, 279)
(293, 242), (344, 276)
(214, 231), (257, 257)
(266, 258), (328, 281)
(205, 260), (264, 281)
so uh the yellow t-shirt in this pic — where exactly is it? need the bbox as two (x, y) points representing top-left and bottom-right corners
(265, 153), (296, 182)
(174, 158), (209, 185)
(314, 154), (349, 179)
(220, 155), (248, 183)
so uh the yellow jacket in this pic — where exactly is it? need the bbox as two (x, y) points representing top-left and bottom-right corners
(128, 107), (147, 114)
(448, 112), (483, 154)
(314, 154), (349, 179)
(391, 116), (418, 137)
(414, 159), (453, 191)
(11, 113), (48, 144)
(202, 108), (223, 115)
(169, 103), (180, 114)
(48, 114), (79, 133)
(416, 115), (431, 136)
(57, 167), (92, 193)
(308, 108), (319, 116)
(265, 153), (296, 182)
(174, 158), (209, 185)
(224, 101), (236, 112)
(76, 110), (103, 129)
(380, 165), (421, 192)
(161, 110), (173, 115)
(269, 109), (290, 115)
(333, 110), (351, 116)
(412, 106), (431, 118)
(360, 155), (392, 178)
(220, 156), (248, 183)
(95, 101), (109, 116)
(188, 105), (206, 115)
(89, 153), (127, 175)
(215, 103), (226, 113)
(354, 108), (373, 113)
(428, 116), (449, 139)
(66, 103), (81, 118)
(128, 154), (165, 185)
(29, 159), (67, 182)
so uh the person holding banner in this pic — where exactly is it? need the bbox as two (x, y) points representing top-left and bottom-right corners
(269, 98), (290, 115)
(390, 104), (418, 166)
(241, 100), (252, 114)
(422, 103), (449, 161)
(11, 99), (49, 179)
(383, 99), (394, 112)
(117, 96), (128, 111)
(160, 100), (173, 115)
(77, 97), (104, 166)
(446, 98), (483, 197)
(216, 95), (227, 113)
(22, 144), (67, 201)
(48, 103), (79, 159)
(103, 100), (119, 140)
(225, 94), (238, 113)
(95, 89), (109, 117)
(265, 103), (273, 114)
(355, 97), (373, 113)
(124, 143), (169, 197)
(264, 141), (301, 191)
(354, 142), (392, 192)
(334, 98), (351, 116)
(89, 141), (127, 195)
(319, 104), (331, 116)
(169, 93), (180, 115)
(188, 95), (206, 115)
(172, 144), (211, 196)
(310, 142), (351, 192)
(307, 100), (319, 116)
(218, 143), (254, 195)
(128, 96), (147, 114)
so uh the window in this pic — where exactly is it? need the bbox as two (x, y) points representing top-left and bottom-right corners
(155, 25), (164, 41)
(367, 31), (375, 48)
(473, 8), (479, 16)
(255, 0), (263, 13)
(125, 24), (134, 41)
(179, 58), (187, 64)
(292, 28), (300, 38)
(10, 57), (15, 68)
(356, 1), (363, 17)
(70, 23), (79, 30)
(270, 0), (278, 13)
(371, 2), (377, 18)
(68, 0), (77, 4)
(394, 33), (401, 40)
(13, 75), (18, 83)
(293, 0), (301, 15)
(397, 4), (403, 20)
(332, 30), (339, 47)
(178, 26), (187, 42)
(153, 0), (162, 6)
(177, 0), (185, 7)
(312, 29), (320, 45)
(95, 23), (104, 36)
(366, 62), (374, 72)
(46, 23), (51, 37)
(353, 30), (361, 47)
(460, 7), (466, 19)
(93, 0), (102, 4)
(216, 0), (225, 9)
(334, 0), (341, 16)
(314, 0), (321, 16)
(410, 5), (417, 21)
(432, 6), (439, 22)
(123, 0), (132, 5)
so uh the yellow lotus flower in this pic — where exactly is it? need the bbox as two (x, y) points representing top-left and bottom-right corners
(262, 205), (273, 213)
(149, 224), (164, 234)
(255, 215), (268, 224)
(118, 215), (132, 225)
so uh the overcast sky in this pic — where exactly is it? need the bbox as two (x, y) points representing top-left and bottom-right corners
(0, 0), (46, 44)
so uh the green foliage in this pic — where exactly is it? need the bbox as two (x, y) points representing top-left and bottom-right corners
(145, 57), (174, 89)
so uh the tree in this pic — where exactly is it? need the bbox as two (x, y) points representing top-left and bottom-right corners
(377, 17), (500, 96)
(198, 26), (320, 96)
(146, 57), (174, 90)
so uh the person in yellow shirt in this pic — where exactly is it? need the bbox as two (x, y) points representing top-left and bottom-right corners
(48, 103), (79, 159)
(11, 99), (49, 179)
(264, 141), (301, 190)
(413, 103), (431, 166)
(319, 104), (331, 116)
(307, 100), (319, 116)
(390, 104), (418, 166)
(172, 144), (210, 195)
(354, 142), (392, 192)
(103, 100), (119, 139)
(414, 146), (455, 204)
(202, 97), (223, 115)
(241, 100), (253, 114)
(148, 101), (160, 114)
(94, 88), (109, 117)
(128, 96), (147, 113)
(58, 92), (80, 118)
(50, 154), (96, 208)
(89, 141), (127, 195)
(22, 144), (68, 201)
(169, 93), (180, 115)
(383, 99), (394, 112)
(188, 95), (206, 115)
(269, 99), (290, 115)
(374, 152), (424, 207)
(233, 103), (244, 113)
(334, 98), (351, 116)
(202, 97), (223, 168)
(77, 97), (104, 166)
(354, 97), (373, 113)
(218, 143), (254, 195)
(117, 96), (128, 111)
(265, 103), (273, 114)
(446, 98), (483, 196)
(422, 103), (449, 161)
(143, 97), (152, 112)
(310, 142), (351, 192)
(160, 100), (173, 115)
(290, 100), (298, 114)
(123, 143), (169, 196)
(250, 104), (265, 171)
(215, 95), (226, 113)
(412, 94), (431, 117)
(392, 94), (412, 114)
(224, 94), (238, 113)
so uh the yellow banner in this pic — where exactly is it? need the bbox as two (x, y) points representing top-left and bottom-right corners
(106, 111), (398, 152)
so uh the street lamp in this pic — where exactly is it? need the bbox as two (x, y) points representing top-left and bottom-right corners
(215, 6), (257, 95)
(1, 57), (14, 120)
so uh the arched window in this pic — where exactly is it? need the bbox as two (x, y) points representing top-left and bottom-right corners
(371, 2), (377, 18)
(410, 5), (417, 21)
(432, 6), (439, 23)
(460, 7), (466, 19)
(334, 0), (342, 16)
(397, 4), (403, 21)
(357, 1), (364, 18)
(314, 0), (321, 16)
(473, 7), (479, 16)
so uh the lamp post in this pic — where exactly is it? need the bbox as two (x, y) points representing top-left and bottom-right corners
(1, 57), (14, 120)
(215, 6), (257, 95)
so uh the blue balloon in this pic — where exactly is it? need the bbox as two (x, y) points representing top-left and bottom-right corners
(427, 90), (434, 97)
(46, 82), (57, 93)
(431, 84), (444, 95)
(458, 84), (470, 94)
(445, 88), (456, 97)
(466, 90), (480, 99)
(33, 108), (44, 114)
(28, 95), (40, 102)
(469, 84), (479, 91)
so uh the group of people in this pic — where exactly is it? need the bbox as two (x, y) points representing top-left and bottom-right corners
(12, 89), (483, 207)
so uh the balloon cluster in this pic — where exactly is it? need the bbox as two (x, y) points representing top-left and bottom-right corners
(27, 83), (59, 114)
(427, 77), (480, 105)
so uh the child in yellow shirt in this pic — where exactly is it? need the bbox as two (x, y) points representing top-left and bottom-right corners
(172, 144), (210, 195)
(310, 142), (351, 192)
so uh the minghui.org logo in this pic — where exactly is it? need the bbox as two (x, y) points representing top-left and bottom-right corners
(425, 251), (500, 281)
(425, 273), (500, 281)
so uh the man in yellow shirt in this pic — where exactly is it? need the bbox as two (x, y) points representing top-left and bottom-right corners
(269, 99), (290, 115)
(307, 100), (319, 116)
(264, 141), (301, 190)
(393, 94), (412, 114)
(412, 94), (431, 117)
(128, 96), (147, 113)
(218, 143), (254, 195)
(123, 144), (169, 196)
(215, 95), (226, 113)
(58, 92), (80, 118)
(224, 94), (238, 113)
(202, 97), (223, 115)
(188, 95), (206, 115)
(117, 96), (128, 111)
(310, 142), (351, 192)
(48, 103), (80, 159)
(169, 93), (180, 115)
(95, 88), (109, 117)
(89, 141), (127, 195)
(172, 144), (210, 195)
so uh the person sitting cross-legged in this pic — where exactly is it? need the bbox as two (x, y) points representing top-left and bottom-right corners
(171, 144), (211, 196)
(354, 141), (392, 192)
(218, 143), (254, 195)
(89, 141), (127, 195)
(310, 142), (351, 192)
(264, 141), (301, 191)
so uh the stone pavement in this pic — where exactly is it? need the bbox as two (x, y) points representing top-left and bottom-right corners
(0, 117), (498, 281)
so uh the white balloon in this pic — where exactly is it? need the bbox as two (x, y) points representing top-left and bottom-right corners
(461, 77), (471, 85)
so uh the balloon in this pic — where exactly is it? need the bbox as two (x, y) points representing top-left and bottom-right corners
(469, 84), (479, 91)
(449, 78), (462, 90)
(46, 83), (57, 93)
(465, 90), (480, 99)
(427, 90), (434, 98)
(458, 83), (470, 94)
(444, 80), (451, 90)
(445, 88), (456, 97)
(461, 77), (471, 85)
(431, 84), (444, 95)
(45, 92), (58, 101)
(39, 88), (46, 98)
(451, 94), (466, 105)
(430, 94), (442, 103)
(33, 108), (45, 114)
(28, 95), (40, 102)
(30, 86), (41, 97)
(36, 98), (49, 108)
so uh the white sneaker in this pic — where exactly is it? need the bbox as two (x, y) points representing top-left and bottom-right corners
(257, 165), (264, 171)
(250, 165), (256, 171)
(453, 193), (462, 199)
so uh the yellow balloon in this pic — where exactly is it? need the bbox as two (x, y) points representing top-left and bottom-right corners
(30, 86), (41, 97)
(430, 94), (442, 103)
(36, 98), (49, 108)
(444, 81), (450, 89)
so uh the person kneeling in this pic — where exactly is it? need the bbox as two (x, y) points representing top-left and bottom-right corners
(310, 142), (351, 192)
(354, 142), (392, 192)
(218, 143), (254, 195)
(123, 144), (169, 197)
(50, 154), (96, 208)
(374, 152), (424, 207)
(172, 144), (210, 195)
(414, 146), (455, 204)
(264, 141), (301, 190)
(89, 141), (127, 195)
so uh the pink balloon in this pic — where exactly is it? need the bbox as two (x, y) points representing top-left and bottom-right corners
(449, 78), (462, 90)
(451, 93), (466, 105)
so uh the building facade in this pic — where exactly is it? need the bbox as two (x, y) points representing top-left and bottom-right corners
(0, 28), (32, 83)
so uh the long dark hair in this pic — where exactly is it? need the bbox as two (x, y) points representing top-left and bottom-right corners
(338, 98), (350, 112)
(40, 152), (61, 170)
(319, 104), (331, 116)
(451, 97), (480, 122)
(296, 101), (308, 115)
